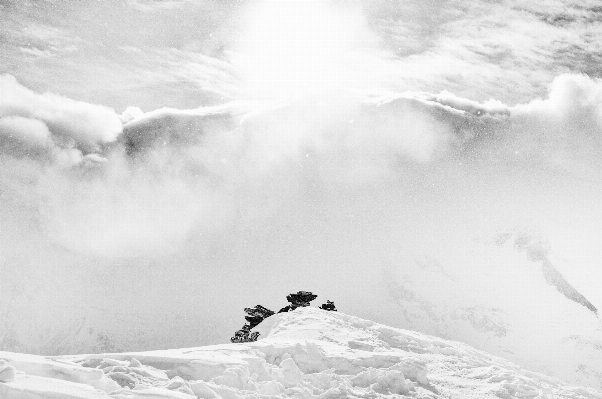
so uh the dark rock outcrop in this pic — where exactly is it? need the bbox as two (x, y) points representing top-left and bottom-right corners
(231, 291), (323, 343)
(319, 300), (337, 311)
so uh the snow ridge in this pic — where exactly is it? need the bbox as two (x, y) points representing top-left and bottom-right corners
(541, 259), (598, 316)
(1, 307), (601, 399)
(495, 231), (598, 316)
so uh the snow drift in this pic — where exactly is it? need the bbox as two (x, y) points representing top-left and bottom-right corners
(1, 307), (601, 399)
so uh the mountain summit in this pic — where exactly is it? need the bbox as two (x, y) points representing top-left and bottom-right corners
(1, 307), (600, 399)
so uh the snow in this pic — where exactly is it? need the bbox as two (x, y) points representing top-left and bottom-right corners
(375, 232), (602, 388)
(0, 374), (111, 399)
(1, 307), (601, 399)
(0, 352), (120, 393)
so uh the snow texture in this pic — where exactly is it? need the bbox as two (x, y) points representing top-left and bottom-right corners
(1, 307), (601, 399)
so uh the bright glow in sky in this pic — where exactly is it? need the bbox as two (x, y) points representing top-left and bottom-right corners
(237, 0), (374, 98)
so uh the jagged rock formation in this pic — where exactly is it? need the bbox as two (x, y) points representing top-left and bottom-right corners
(244, 305), (275, 328)
(230, 325), (259, 344)
(231, 305), (276, 343)
(231, 292), (322, 343)
(278, 291), (318, 313)
(319, 300), (337, 311)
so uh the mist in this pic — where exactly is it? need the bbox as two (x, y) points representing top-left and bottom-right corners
(1, 68), (601, 355)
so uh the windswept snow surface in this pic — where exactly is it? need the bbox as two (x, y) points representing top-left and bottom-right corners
(1, 308), (601, 399)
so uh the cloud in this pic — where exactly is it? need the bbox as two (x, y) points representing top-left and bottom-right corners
(0, 113), (81, 167)
(514, 73), (602, 122)
(127, 0), (196, 13)
(2, 73), (601, 258)
(0, 75), (122, 153)
(120, 103), (238, 155)
(355, 0), (602, 106)
(508, 74), (602, 174)
(0, 116), (53, 155)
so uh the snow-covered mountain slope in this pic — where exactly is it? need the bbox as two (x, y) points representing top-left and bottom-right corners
(1, 307), (601, 399)
(1, 230), (599, 390)
(378, 231), (602, 389)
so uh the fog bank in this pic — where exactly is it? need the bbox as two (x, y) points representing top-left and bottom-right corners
(1, 74), (601, 360)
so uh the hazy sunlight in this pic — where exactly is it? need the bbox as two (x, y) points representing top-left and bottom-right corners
(238, 0), (367, 98)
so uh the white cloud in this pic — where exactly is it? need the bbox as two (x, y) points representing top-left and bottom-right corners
(0, 75), (122, 153)
(0, 114), (85, 166)
(356, 0), (602, 104)
(507, 74), (602, 176)
(127, 0), (196, 13)
(2, 71), (601, 261)
(515, 73), (602, 120)
(0, 116), (53, 150)
(19, 47), (54, 58)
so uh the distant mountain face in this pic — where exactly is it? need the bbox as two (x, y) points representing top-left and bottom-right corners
(493, 232), (597, 316)
(379, 231), (602, 388)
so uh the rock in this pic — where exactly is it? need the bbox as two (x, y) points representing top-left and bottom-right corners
(286, 291), (317, 308)
(0, 361), (16, 383)
(319, 300), (337, 311)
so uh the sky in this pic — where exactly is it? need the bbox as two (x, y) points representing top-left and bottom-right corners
(3, 0), (602, 107)
(1, 0), (602, 359)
